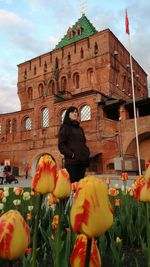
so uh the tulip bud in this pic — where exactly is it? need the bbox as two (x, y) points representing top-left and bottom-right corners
(70, 234), (101, 267)
(53, 168), (71, 199)
(32, 154), (57, 194)
(70, 176), (113, 238)
(0, 210), (30, 260)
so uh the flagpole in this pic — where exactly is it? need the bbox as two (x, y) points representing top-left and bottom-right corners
(126, 10), (142, 175)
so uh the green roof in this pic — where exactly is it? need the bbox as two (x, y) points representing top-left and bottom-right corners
(54, 14), (98, 50)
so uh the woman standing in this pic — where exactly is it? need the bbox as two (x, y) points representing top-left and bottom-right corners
(58, 106), (90, 183)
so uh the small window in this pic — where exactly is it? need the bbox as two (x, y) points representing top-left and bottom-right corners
(80, 47), (84, 59)
(94, 42), (98, 55)
(6, 120), (12, 134)
(68, 53), (71, 64)
(24, 117), (32, 131)
(80, 105), (91, 121)
(42, 108), (49, 128)
(0, 123), (2, 134)
(12, 119), (17, 132)
(73, 73), (80, 89)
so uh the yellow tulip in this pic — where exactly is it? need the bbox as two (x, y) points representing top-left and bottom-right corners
(32, 154), (57, 194)
(70, 176), (113, 238)
(135, 182), (150, 202)
(70, 234), (101, 267)
(0, 210), (30, 260)
(53, 168), (71, 199)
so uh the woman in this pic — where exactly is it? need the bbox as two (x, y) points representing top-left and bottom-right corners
(58, 106), (90, 183)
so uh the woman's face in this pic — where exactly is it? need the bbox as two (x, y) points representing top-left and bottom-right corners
(69, 110), (78, 121)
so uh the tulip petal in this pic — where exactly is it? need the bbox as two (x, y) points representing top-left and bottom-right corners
(32, 155), (57, 194)
(0, 210), (30, 260)
(70, 176), (113, 237)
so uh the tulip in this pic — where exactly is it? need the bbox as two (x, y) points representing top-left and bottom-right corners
(109, 187), (119, 197)
(0, 210), (30, 260)
(70, 176), (113, 238)
(32, 154), (57, 194)
(52, 215), (59, 229)
(135, 182), (150, 202)
(70, 234), (101, 267)
(53, 168), (71, 199)
(114, 198), (121, 206)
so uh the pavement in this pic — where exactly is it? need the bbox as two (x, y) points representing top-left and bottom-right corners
(0, 174), (137, 189)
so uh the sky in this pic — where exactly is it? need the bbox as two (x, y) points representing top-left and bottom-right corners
(0, 0), (150, 113)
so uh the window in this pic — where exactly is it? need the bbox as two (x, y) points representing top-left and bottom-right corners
(0, 123), (2, 134)
(6, 120), (12, 134)
(38, 83), (44, 97)
(61, 110), (67, 123)
(12, 119), (17, 132)
(48, 80), (55, 95)
(80, 47), (84, 59)
(94, 42), (98, 55)
(80, 105), (91, 121)
(60, 77), (67, 92)
(28, 87), (33, 100)
(42, 108), (49, 128)
(73, 73), (80, 89)
(24, 117), (32, 131)
(67, 53), (71, 64)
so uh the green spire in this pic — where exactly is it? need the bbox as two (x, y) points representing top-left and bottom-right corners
(54, 14), (98, 50)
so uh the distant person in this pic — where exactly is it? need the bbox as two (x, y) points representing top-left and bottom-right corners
(25, 163), (30, 179)
(0, 163), (5, 184)
(58, 106), (90, 183)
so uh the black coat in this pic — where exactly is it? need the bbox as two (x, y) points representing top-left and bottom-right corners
(58, 120), (90, 165)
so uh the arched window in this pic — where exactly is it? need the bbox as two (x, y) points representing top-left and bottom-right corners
(60, 76), (67, 92)
(38, 83), (44, 97)
(80, 105), (91, 121)
(87, 68), (95, 85)
(42, 107), (49, 128)
(28, 87), (33, 100)
(48, 80), (55, 95)
(12, 119), (17, 132)
(24, 117), (32, 131)
(61, 110), (67, 124)
(73, 73), (80, 89)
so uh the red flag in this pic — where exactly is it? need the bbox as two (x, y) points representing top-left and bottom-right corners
(125, 9), (130, 34)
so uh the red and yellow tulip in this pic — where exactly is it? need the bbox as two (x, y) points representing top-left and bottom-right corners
(70, 176), (113, 238)
(70, 234), (101, 267)
(53, 168), (71, 199)
(135, 182), (150, 202)
(32, 154), (57, 194)
(0, 210), (30, 260)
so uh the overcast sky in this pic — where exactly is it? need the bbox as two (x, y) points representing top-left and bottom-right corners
(0, 0), (150, 113)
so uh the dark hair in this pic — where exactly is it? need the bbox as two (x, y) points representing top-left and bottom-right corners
(63, 106), (78, 124)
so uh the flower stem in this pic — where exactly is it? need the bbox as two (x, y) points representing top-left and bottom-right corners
(145, 202), (150, 267)
(55, 200), (63, 267)
(31, 194), (43, 267)
(84, 238), (92, 267)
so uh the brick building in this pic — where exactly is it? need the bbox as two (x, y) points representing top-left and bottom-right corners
(0, 14), (150, 177)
